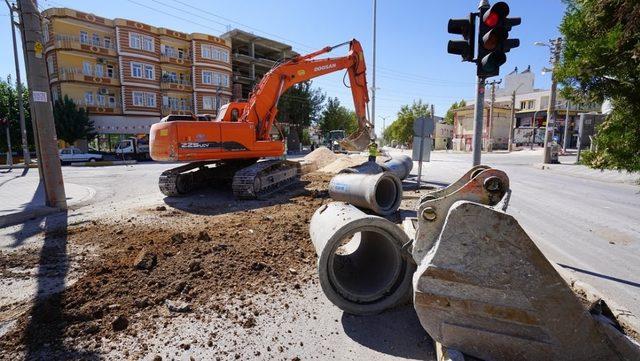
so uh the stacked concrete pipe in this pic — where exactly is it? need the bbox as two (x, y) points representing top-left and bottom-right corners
(309, 202), (415, 315)
(381, 155), (413, 180)
(329, 171), (402, 215)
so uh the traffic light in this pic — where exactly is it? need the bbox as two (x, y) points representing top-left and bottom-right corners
(447, 14), (475, 62)
(477, 2), (521, 77)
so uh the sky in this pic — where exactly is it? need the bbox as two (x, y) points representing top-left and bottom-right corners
(0, 0), (567, 132)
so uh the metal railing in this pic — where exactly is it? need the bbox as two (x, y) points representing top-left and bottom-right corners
(59, 67), (119, 79)
(161, 49), (190, 60)
(160, 76), (191, 86)
(54, 34), (117, 50)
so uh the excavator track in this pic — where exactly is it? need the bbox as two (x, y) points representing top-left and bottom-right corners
(232, 160), (301, 199)
(158, 160), (257, 197)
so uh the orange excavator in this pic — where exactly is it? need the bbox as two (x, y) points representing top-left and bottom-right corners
(149, 39), (374, 199)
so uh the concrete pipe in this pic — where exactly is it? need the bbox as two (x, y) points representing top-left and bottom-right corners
(309, 202), (415, 315)
(329, 171), (402, 215)
(382, 155), (413, 180)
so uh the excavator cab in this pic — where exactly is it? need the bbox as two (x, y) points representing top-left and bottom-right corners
(215, 103), (247, 122)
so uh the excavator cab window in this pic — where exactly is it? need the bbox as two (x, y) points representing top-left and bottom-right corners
(231, 109), (239, 122)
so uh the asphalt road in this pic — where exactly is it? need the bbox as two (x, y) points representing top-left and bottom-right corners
(1, 149), (638, 359)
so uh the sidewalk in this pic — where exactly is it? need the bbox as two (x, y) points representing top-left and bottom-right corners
(0, 168), (95, 228)
(534, 162), (640, 185)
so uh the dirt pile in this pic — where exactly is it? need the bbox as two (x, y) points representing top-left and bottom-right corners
(0, 173), (332, 359)
(302, 147), (339, 169)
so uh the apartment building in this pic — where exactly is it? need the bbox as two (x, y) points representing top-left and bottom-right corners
(42, 8), (233, 150)
(221, 29), (298, 100)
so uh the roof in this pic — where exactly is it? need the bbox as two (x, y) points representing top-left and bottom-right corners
(221, 28), (299, 57)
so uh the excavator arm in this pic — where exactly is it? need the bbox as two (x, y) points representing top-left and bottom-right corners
(242, 39), (374, 151)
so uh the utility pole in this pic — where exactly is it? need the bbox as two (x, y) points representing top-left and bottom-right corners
(562, 100), (570, 152)
(472, 77), (486, 165)
(542, 37), (562, 164)
(371, 0), (377, 138)
(6, 0), (30, 164)
(486, 79), (501, 152)
(17, 0), (67, 208)
(508, 90), (516, 151)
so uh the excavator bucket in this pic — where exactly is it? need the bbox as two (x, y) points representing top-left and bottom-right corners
(339, 128), (372, 152)
(413, 201), (640, 360)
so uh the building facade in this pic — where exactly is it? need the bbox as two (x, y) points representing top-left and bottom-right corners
(452, 103), (512, 152)
(42, 8), (233, 151)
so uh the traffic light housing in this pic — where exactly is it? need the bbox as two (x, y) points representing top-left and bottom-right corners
(477, 2), (521, 77)
(447, 14), (475, 62)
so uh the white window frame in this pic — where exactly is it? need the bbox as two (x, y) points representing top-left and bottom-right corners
(47, 56), (54, 75)
(131, 62), (142, 78)
(95, 64), (104, 78)
(84, 91), (94, 105)
(143, 64), (154, 80)
(104, 36), (111, 49)
(132, 91), (144, 106)
(202, 70), (213, 84)
(43, 22), (50, 42)
(144, 92), (156, 107)
(142, 35), (154, 52)
(82, 61), (92, 76)
(92, 33), (100, 46)
(97, 94), (106, 106)
(108, 96), (116, 108)
(201, 44), (212, 59)
(202, 96), (214, 110)
(106, 65), (114, 78)
(80, 31), (89, 44)
(129, 32), (142, 49)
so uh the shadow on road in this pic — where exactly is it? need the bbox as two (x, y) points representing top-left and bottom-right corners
(558, 263), (640, 288)
(163, 180), (317, 216)
(341, 304), (434, 360)
(21, 210), (98, 360)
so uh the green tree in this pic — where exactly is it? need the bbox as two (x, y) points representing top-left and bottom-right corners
(444, 99), (466, 125)
(53, 95), (95, 144)
(383, 100), (431, 145)
(277, 81), (325, 140)
(555, 0), (640, 171)
(0, 76), (34, 153)
(317, 97), (357, 135)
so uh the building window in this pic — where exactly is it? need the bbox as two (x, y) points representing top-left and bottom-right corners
(104, 36), (111, 49)
(95, 64), (104, 78)
(51, 87), (59, 101)
(97, 94), (106, 106)
(129, 32), (142, 49)
(92, 33), (100, 46)
(201, 44), (212, 59)
(202, 70), (213, 84)
(144, 92), (156, 107)
(201, 44), (229, 62)
(43, 22), (50, 42)
(131, 62), (142, 78)
(142, 35), (154, 52)
(80, 31), (89, 44)
(47, 56), (54, 75)
(106, 65), (114, 78)
(108, 96), (116, 108)
(83, 61), (92, 76)
(143, 64), (154, 80)
(202, 96), (214, 110)
(132, 91), (144, 106)
(84, 91), (94, 105)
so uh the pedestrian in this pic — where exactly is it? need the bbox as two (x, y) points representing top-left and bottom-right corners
(368, 140), (379, 162)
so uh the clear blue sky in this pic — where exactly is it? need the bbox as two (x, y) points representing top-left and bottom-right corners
(0, 0), (566, 131)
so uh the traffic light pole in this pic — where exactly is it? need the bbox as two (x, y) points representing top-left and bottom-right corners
(472, 77), (486, 166)
(542, 37), (562, 164)
(17, 0), (67, 208)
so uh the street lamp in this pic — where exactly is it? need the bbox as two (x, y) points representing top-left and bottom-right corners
(534, 37), (563, 163)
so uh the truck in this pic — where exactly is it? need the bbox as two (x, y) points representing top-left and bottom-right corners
(327, 130), (347, 153)
(115, 137), (151, 160)
(59, 147), (103, 164)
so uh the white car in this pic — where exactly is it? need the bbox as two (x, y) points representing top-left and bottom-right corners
(59, 147), (103, 164)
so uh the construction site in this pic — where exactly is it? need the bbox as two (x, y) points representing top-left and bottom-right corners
(1, 0), (640, 360)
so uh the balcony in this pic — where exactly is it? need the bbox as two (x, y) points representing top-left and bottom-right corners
(58, 67), (120, 85)
(161, 105), (193, 116)
(160, 77), (192, 91)
(53, 34), (117, 56)
(160, 50), (192, 66)
(72, 99), (122, 114)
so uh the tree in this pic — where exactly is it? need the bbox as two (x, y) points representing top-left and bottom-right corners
(444, 99), (466, 125)
(317, 97), (357, 135)
(0, 76), (33, 153)
(277, 81), (325, 140)
(53, 95), (95, 145)
(383, 100), (431, 146)
(555, 0), (640, 171)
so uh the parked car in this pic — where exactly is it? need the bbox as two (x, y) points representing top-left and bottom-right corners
(59, 147), (103, 165)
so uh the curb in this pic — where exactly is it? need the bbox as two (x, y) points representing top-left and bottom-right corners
(0, 206), (58, 228)
(70, 160), (137, 167)
(0, 164), (39, 170)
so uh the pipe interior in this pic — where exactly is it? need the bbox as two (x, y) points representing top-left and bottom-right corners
(375, 176), (398, 210)
(330, 230), (403, 302)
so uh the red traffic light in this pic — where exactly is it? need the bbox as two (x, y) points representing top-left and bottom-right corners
(483, 2), (510, 28)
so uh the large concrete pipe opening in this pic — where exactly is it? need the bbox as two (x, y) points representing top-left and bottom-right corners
(310, 202), (415, 315)
(329, 172), (402, 215)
